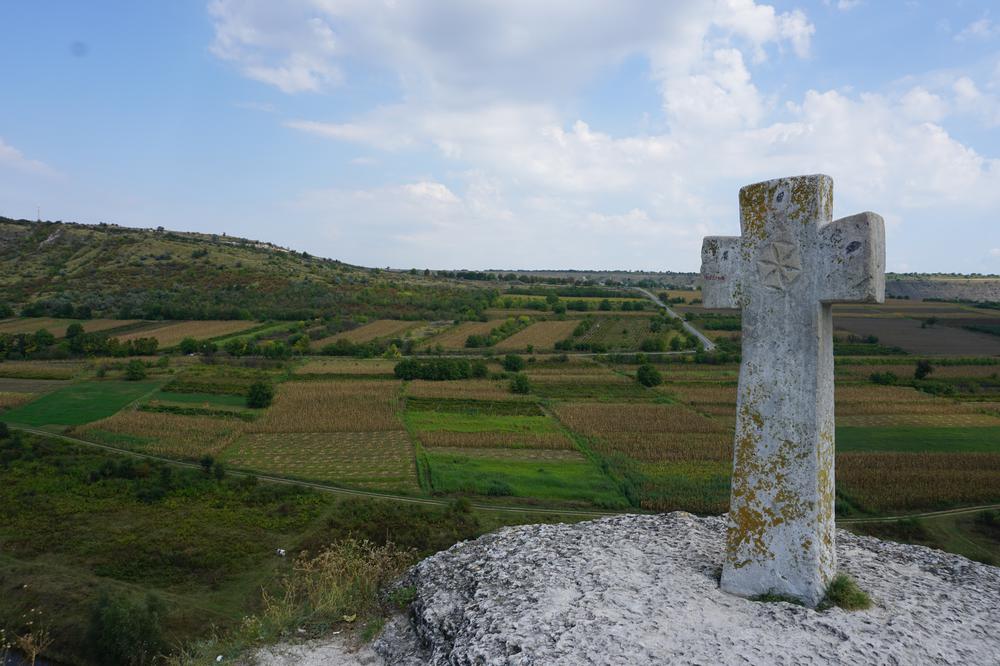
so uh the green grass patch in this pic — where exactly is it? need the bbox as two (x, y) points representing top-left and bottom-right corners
(633, 460), (731, 514)
(2, 380), (161, 426)
(405, 396), (543, 416)
(151, 390), (248, 407)
(837, 426), (1000, 453)
(426, 453), (627, 508)
(819, 575), (872, 611)
(405, 411), (559, 433)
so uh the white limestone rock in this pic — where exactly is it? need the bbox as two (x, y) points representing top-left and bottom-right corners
(373, 513), (1000, 665)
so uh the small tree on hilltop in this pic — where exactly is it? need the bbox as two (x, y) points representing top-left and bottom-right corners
(636, 363), (663, 387)
(914, 360), (934, 380)
(247, 380), (275, 408)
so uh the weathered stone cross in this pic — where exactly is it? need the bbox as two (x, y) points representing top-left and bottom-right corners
(701, 174), (885, 606)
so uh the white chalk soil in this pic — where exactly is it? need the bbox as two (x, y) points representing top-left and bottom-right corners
(262, 513), (1000, 665)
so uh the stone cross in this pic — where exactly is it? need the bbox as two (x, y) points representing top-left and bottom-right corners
(700, 174), (885, 606)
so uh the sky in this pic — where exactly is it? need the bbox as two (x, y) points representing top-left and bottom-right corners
(1, 1), (1000, 272)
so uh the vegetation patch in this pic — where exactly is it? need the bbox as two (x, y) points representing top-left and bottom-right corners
(116, 320), (259, 348)
(2, 380), (161, 426)
(836, 426), (1000, 453)
(417, 430), (575, 450)
(406, 411), (559, 434)
(818, 575), (872, 611)
(79, 410), (246, 459)
(406, 396), (543, 416)
(250, 381), (403, 433)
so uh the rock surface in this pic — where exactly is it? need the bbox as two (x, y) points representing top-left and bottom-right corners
(373, 513), (1000, 665)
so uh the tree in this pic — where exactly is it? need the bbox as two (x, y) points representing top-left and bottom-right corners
(636, 364), (663, 387)
(914, 360), (934, 380)
(509, 373), (531, 394)
(502, 354), (526, 372)
(179, 337), (199, 355)
(86, 591), (165, 665)
(200, 455), (215, 474)
(124, 360), (146, 381)
(0, 421), (8, 439)
(247, 380), (275, 408)
(65, 322), (85, 339)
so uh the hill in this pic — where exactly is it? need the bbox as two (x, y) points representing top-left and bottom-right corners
(0, 217), (492, 321)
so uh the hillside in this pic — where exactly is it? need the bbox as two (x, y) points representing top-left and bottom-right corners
(0, 217), (491, 321)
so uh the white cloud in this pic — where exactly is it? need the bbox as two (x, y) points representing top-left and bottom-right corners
(990, 248), (1000, 257)
(0, 137), (56, 176)
(955, 17), (999, 42)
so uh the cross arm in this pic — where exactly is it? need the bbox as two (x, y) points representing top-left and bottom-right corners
(818, 212), (885, 304)
(701, 236), (742, 310)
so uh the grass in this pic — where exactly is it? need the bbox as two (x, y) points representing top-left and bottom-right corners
(115, 320), (260, 348)
(2, 380), (161, 426)
(846, 512), (1000, 566)
(425, 452), (628, 508)
(836, 426), (1000, 453)
(405, 411), (559, 433)
(819, 575), (872, 611)
(150, 390), (249, 407)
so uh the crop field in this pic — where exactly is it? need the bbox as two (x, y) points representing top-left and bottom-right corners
(591, 432), (732, 463)
(553, 403), (726, 435)
(0, 392), (33, 410)
(2, 380), (161, 427)
(407, 411), (558, 434)
(116, 320), (260, 347)
(0, 359), (86, 379)
(417, 431), (575, 450)
(250, 380), (403, 433)
(428, 446), (583, 461)
(79, 409), (245, 458)
(294, 358), (397, 376)
(313, 319), (421, 347)
(419, 321), (496, 349)
(0, 317), (139, 336)
(0, 377), (69, 393)
(493, 320), (579, 351)
(223, 431), (418, 491)
(835, 316), (1000, 356)
(574, 316), (668, 350)
(406, 379), (520, 400)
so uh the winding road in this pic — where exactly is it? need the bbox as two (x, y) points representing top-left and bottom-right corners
(633, 287), (716, 351)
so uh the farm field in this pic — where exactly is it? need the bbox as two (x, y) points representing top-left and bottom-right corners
(835, 315), (1000, 356)
(0, 317), (139, 336)
(115, 320), (260, 347)
(312, 319), (421, 347)
(0, 359), (87, 379)
(418, 320), (496, 350)
(493, 320), (578, 351)
(293, 357), (397, 376)
(2, 380), (161, 427)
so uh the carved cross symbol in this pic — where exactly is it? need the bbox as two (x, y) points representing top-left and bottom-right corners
(757, 237), (802, 289)
(700, 174), (885, 606)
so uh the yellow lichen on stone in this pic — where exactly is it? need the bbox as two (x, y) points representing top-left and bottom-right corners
(739, 182), (773, 244)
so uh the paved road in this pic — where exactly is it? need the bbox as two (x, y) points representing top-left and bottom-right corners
(634, 287), (716, 351)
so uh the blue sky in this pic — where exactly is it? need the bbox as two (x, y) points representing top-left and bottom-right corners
(2, 1), (999, 272)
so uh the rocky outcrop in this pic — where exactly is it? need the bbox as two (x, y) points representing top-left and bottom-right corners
(374, 513), (1000, 665)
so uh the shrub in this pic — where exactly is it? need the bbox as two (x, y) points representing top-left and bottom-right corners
(470, 360), (488, 378)
(869, 371), (898, 385)
(247, 380), (275, 408)
(819, 574), (872, 611)
(502, 354), (526, 372)
(86, 591), (166, 665)
(636, 364), (663, 387)
(124, 359), (147, 381)
(914, 360), (934, 380)
(0, 421), (8, 439)
(509, 373), (531, 394)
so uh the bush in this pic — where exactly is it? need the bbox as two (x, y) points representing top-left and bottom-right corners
(247, 380), (275, 408)
(509, 373), (531, 394)
(636, 364), (662, 387)
(502, 354), (526, 372)
(394, 358), (473, 381)
(0, 421), (8, 439)
(914, 359), (934, 380)
(124, 359), (147, 381)
(869, 371), (898, 385)
(86, 591), (166, 665)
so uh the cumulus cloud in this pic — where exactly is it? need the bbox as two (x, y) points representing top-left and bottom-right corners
(209, 1), (999, 269)
(955, 17), (999, 42)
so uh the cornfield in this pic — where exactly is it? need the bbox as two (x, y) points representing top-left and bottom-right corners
(0, 392), (34, 409)
(249, 381), (403, 433)
(553, 403), (726, 434)
(837, 452), (1000, 511)
(593, 432), (732, 463)
(406, 380), (518, 400)
(314, 320), (419, 347)
(79, 410), (245, 459)
(295, 358), (397, 375)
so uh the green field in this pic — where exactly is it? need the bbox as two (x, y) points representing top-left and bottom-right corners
(406, 411), (559, 433)
(2, 380), (161, 426)
(837, 426), (1000, 453)
(425, 452), (627, 508)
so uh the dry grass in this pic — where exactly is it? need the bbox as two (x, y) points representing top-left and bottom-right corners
(592, 432), (732, 463)
(419, 321), (495, 350)
(418, 431), (575, 450)
(554, 403), (726, 435)
(313, 320), (420, 347)
(0, 318), (137, 337)
(0, 360), (86, 379)
(0, 392), (34, 409)
(79, 410), (245, 458)
(838, 452), (1000, 511)
(250, 381), (403, 433)
(116, 320), (258, 347)
(294, 358), (397, 375)
(493, 320), (579, 351)
(406, 379), (521, 400)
